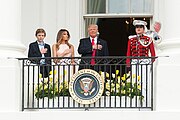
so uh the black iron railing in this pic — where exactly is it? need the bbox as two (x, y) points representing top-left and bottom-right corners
(18, 56), (156, 111)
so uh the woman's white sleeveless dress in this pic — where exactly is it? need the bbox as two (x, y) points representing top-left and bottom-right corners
(55, 44), (73, 83)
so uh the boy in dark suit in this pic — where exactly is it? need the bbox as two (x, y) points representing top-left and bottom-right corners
(28, 28), (51, 78)
(78, 24), (109, 72)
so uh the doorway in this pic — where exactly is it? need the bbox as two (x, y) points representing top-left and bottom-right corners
(97, 18), (150, 56)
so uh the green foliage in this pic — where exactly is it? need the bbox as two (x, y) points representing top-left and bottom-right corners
(35, 70), (69, 99)
(100, 70), (144, 100)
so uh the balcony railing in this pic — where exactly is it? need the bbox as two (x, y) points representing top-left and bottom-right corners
(18, 56), (156, 111)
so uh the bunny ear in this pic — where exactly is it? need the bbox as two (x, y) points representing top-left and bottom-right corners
(154, 22), (161, 33)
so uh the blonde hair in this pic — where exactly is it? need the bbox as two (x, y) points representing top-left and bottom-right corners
(88, 24), (98, 30)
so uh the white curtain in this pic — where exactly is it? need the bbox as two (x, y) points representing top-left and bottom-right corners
(85, 0), (104, 37)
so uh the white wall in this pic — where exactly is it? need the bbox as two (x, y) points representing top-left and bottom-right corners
(1, 111), (180, 120)
(21, 0), (84, 57)
(0, 0), (25, 113)
(0, 59), (21, 112)
(154, 0), (180, 111)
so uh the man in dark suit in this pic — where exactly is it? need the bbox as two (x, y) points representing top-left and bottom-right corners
(28, 28), (51, 78)
(78, 24), (109, 72)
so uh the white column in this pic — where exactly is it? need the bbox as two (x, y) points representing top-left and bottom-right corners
(0, 0), (26, 58)
(155, 0), (180, 111)
(0, 0), (26, 112)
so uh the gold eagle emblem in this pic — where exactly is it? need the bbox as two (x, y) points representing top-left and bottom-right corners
(79, 78), (94, 96)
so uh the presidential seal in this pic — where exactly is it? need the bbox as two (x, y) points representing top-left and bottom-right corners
(69, 69), (104, 104)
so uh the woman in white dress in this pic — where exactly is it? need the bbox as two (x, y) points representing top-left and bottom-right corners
(52, 29), (75, 82)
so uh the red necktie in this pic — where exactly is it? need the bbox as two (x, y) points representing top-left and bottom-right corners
(91, 38), (96, 65)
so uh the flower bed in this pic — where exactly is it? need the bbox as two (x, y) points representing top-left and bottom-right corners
(34, 70), (144, 104)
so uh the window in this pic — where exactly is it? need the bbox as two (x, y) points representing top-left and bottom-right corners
(87, 0), (106, 14)
(84, 0), (153, 56)
(86, 0), (153, 14)
(84, 0), (153, 37)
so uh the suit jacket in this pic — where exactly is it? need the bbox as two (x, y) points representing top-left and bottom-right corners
(78, 37), (109, 70)
(78, 37), (109, 57)
(28, 41), (51, 64)
(28, 41), (51, 77)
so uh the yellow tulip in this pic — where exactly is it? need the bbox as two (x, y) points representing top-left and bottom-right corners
(132, 74), (136, 78)
(39, 74), (42, 78)
(117, 76), (121, 83)
(54, 70), (57, 75)
(49, 77), (53, 82)
(106, 83), (110, 90)
(121, 76), (125, 81)
(106, 72), (109, 78)
(64, 70), (67, 75)
(116, 70), (119, 75)
(137, 76), (141, 81)
(49, 71), (53, 75)
(49, 70), (57, 75)
(59, 85), (63, 90)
